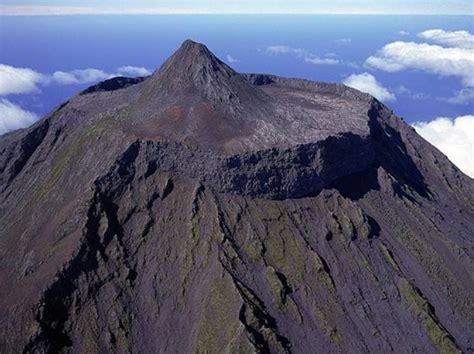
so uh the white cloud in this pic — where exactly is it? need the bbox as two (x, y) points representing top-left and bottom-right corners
(226, 55), (239, 63)
(0, 65), (111, 90)
(396, 85), (411, 95)
(1, 64), (150, 92)
(265, 45), (339, 65)
(0, 99), (38, 135)
(412, 116), (474, 177)
(447, 88), (474, 105)
(304, 56), (339, 65)
(398, 30), (410, 36)
(0, 63), (151, 135)
(51, 65), (150, 84)
(266, 45), (304, 55)
(116, 66), (151, 77)
(343, 72), (395, 102)
(334, 38), (352, 44)
(346, 61), (360, 69)
(51, 69), (113, 85)
(412, 92), (431, 100)
(395, 86), (431, 100)
(0, 64), (45, 95)
(419, 29), (474, 49)
(366, 31), (474, 88)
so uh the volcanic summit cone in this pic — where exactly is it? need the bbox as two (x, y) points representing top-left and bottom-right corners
(0, 40), (473, 353)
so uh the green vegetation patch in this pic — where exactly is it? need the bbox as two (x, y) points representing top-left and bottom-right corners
(398, 278), (460, 354)
(196, 274), (241, 353)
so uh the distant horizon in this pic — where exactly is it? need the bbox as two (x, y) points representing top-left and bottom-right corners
(2, 12), (474, 16)
(1, 4), (473, 16)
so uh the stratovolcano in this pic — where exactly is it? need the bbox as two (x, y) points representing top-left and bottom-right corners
(0, 40), (473, 353)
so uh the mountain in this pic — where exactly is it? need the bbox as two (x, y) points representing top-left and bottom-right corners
(0, 40), (473, 353)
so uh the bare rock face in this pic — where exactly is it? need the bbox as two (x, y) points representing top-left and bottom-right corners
(0, 40), (473, 353)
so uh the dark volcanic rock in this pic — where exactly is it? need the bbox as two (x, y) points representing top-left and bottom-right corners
(80, 76), (146, 95)
(0, 40), (473, 353)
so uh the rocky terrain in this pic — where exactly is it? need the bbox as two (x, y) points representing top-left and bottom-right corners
(0, 40), (473, 353)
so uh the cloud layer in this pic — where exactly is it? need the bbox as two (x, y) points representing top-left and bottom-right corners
(52, 69), (112, 85)
(343, 72), (395, 102)
(418, 29), (474, 49)
(117, 66), (152, 77)
(1, 64), (152, 92)
(0, 99), (38, 135)
(52, 66), (152, 85)
(412, 115), (474, 178)
(366, 29), (474, 88)
(0, 64), (45, 95)
(0, 64), (151, 135)
(447, 88), (474, 105)
(366, 41), (474, 87)
(266, 45), (339, 65)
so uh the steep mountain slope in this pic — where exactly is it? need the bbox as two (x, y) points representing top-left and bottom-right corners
(0, 40), (473, 353)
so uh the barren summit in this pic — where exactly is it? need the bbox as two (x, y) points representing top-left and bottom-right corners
(66, 39), (373, 154)
(0, 40), (473, 353)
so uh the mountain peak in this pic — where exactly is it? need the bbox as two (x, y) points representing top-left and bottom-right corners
(142, 39), (248, 110)
(151, 39), (236, 87)
(178, 39), (214, 57)
(168, 39), (217, 66)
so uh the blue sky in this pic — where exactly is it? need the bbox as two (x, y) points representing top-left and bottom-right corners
(0, 0), (473, 15)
